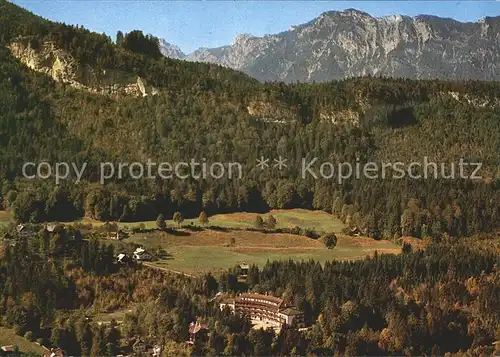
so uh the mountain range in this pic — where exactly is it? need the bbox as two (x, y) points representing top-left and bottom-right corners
(159, 9), (500, 83)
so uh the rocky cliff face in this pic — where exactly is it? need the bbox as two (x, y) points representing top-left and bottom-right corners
(163, 9), (500, 83)
(8, 40), (158, 97)
(246, 100), (299, 123)
(9, 41), (86, 88)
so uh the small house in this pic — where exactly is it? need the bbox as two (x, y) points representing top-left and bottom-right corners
(133, 247), (152, 261)
(188, 319), (209, 345)
(238, 263), (249, 279)
(116, 253), (129, 264)
(42, 348), (65, 357)
(1, 345), (16, 354)
(151, 345), (162, 357)
(350, 227), (361, 236)
(132, 339), (147, 354)
(111, 229), (127, 240)
(46, 223), (57, 233)
(16, 224), (33, 238)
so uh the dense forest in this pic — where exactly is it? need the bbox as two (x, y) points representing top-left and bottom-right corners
(1, 224), (499, 356)
(0, 1), (499, 356)
(0, 0), (499, 245)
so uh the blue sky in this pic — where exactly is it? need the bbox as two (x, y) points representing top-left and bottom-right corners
(12, 1), (500, 53)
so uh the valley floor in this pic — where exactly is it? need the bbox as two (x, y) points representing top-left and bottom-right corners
(0, 327), (48, 355)
(1, 208), (401, 275)
(116, 227), (399, 276)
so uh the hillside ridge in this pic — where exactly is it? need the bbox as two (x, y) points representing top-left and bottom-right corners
(160, 8), (500, 83)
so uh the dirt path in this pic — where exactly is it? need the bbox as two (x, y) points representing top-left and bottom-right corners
(143, 262), (195, 278)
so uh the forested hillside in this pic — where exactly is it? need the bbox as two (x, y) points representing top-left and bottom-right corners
(0, 2), (499, 356)
(1, 226), (499, 356)
(0, 0), (499, 242)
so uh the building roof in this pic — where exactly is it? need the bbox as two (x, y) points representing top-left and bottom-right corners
(279, 307), (302, 316)
(189, 322), (209, 334)
(133, 339), (145, 347)
(134, 247), (145, 254)
(219, 297), (235, 305)
(1, 345), (15, 352)
(236, 293), (283, 306)
(42, 348), (64, 357)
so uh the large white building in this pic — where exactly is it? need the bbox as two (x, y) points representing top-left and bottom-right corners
(220, 293), (305, 328)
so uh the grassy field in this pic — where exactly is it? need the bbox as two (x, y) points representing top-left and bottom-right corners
(94, 303), (137, 325)
(0, 326), (47, 355)
(81, 209), (398, 276)
(197, 209), (346, 233)
(78, 209), (346, 234)
(121, 228), (400, 276)
(4, 208), (400, 276)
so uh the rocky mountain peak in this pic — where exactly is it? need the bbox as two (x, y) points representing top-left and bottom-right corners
(159, 9), (500, 83)
(232, 33), (254, 46)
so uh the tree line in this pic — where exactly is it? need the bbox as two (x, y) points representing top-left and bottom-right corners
(0, 0), (499, 244)
(1, 224), (498, 355)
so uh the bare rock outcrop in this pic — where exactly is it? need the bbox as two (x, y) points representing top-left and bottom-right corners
(8, 40), (158, 98)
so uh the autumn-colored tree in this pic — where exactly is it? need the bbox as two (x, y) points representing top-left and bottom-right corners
(199, 211), (209, 226)
(173, 211), (184, 227)
(266, 215), (277, 229)
(156, 213), (166, 230)
(322, 233), (337, 249)
(254, 215), (264, 229)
